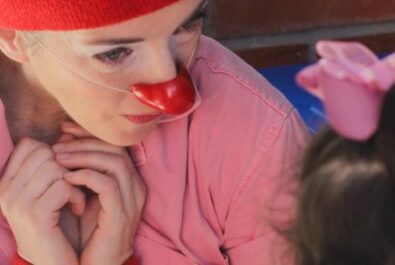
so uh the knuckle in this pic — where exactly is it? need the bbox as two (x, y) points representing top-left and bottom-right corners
(17, 137), (43, 151)
(42, 160), (63, 174)
(35, 146), (54, 159)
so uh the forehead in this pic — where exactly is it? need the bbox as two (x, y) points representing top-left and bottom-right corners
(60, 0), (204, 44)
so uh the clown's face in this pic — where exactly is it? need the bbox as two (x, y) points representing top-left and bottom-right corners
(23, 0), (206, 146)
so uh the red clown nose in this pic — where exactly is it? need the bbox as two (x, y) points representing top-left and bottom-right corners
(131, 66), (197, 115)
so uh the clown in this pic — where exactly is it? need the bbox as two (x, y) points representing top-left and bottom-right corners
(0, 1), (308, 264)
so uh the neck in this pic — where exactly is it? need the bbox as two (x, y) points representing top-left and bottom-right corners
(0, 55), (81, 252)
(0, 54), (69, 145)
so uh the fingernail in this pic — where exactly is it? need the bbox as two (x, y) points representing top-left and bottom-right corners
(56, 153), (71, 160)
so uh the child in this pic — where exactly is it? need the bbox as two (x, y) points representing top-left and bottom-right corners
(290, 40), (395, 265)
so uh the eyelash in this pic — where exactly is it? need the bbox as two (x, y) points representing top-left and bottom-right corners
(94, 47), (133, 66)
(94, 9), (207, 66)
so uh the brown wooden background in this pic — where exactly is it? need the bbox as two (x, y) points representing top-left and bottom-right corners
(203, 0), (395, 67)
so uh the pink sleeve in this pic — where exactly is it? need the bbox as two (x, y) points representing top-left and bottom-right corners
(222, 109), (309, 265)
(0, 223), (17, 265)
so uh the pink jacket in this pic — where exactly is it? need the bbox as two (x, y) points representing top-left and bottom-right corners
(0, 36), (309, 265)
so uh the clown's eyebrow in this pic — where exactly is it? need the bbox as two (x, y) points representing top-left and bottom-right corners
(84, 0), (208, 46)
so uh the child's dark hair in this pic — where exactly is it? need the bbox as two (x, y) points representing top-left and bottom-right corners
(289, 86), (395, 265)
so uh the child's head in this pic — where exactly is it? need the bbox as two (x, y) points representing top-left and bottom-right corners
(291, 41), (395, 265)
(291, 87), (395, 265)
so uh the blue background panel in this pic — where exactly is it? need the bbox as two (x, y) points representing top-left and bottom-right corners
(259, 64), (326, 134)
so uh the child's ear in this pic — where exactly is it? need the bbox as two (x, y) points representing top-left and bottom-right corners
(0, 29), (30, 64)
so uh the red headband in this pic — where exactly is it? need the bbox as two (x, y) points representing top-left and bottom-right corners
(0, 0), (178, 30)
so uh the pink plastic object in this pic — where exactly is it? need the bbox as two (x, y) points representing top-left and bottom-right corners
(296, 41), (395, 141)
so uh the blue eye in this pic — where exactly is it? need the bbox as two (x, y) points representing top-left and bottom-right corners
(94, 47), (133, 65)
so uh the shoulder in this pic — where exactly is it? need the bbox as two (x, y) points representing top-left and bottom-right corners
(191, 36), (293, 121)
(187, 37), (309, 230)
(188, 35), (308, 190)
(189, 36), (304, 157)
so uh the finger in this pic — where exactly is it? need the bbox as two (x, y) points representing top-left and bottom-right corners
(131, 177), (146, 213)
(68, 187), (86, 216)
(64, 170), (122, 219)
(121, 177), (146, 220)
(56, 152), (135, 211)
(6, 146), (54, 194)
(23, 160), (65, 200)
(61, 121), (93, 138)
(53, 138), (124, 156)
(80, 197), (100, 246)
(56, 152), (136, 176)
(37, 179), (86, 216)
(1, 138), (44, 184)
(57, 133), (76, 143)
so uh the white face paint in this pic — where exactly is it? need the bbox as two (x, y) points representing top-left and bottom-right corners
(25, 0), (206, 146)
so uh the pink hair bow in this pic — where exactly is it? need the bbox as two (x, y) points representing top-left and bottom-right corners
(296, 41), (395, 141)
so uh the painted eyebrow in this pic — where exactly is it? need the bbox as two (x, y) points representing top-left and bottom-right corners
(85, 0), (208, 46)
